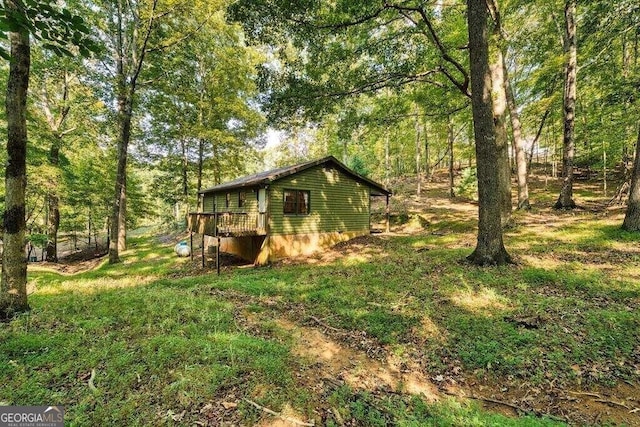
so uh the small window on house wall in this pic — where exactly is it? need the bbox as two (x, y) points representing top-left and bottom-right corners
(283, 190), (310, 215)
(238, 191), (246, 208)
(225, 193), (231, 209)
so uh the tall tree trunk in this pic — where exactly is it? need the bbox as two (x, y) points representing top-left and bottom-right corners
(622, 124), (640, 231)
(342, 139), (348, 164)
(528, 109), (551, 172)
(415, 113), (422, 196)
(384, 129), (390, 187)
(107, 0), (156, 263)
(196, 87), (205, 204)
(40, 69), (70, 263)
(555, 0), (577, 209)
(45, 141), (61, 262)
(466, 0), (512, 265)
(1, 7), (30, 318)
(181, 139), (188, 198)
(109, 89), (132, 263)
(502, 55), (530, 210)
(447, 115), (455, 198)
(212, 142), (221, 185)
(117, 172), (127, 252)
(424, 122), (430, 179)
(490, 47), (513, 225)
(180, 138), (189, 225)
(197, 138), (204, 210)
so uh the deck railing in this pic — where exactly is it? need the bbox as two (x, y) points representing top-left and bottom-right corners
(188, 212), (267, 236)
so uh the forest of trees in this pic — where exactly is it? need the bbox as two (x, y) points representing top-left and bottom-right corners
(1, 0), (640, 316)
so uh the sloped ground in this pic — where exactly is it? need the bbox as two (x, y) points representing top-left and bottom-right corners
(2, 171), (639, 426)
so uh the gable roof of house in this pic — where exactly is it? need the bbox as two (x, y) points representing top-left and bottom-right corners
(199, 156), (391, 196)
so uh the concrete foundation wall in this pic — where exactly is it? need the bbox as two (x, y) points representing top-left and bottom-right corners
(265, 230), (367, 263)
(204, 235), (266, 262)
(204, 230), (368, 265)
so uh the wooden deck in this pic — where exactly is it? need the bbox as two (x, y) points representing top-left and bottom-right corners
(188, 212), (267, 237)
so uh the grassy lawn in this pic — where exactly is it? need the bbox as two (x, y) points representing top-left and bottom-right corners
(1, 178), (639, 426)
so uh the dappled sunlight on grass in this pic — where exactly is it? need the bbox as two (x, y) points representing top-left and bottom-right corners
(2, 274), (298, 426)
(519, 254), (564, 270)
(341, 254), (370, 266)
(28, 259), (109, 276)
(141, 251), (172, 261)
(122, 248), (176, 264)
(5, 175), (640, 426)
(413, 315), (447, 343)
(33, 275), (159, 296)
(410, 234), (463, 248)
(449, 287), (511, 316)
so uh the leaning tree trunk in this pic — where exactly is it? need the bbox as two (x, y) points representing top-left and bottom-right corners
(622, 125), (640, 230)
(466, 0), (512, 266)
(555, 0), (577, 209)
(1, 11), (30, 318)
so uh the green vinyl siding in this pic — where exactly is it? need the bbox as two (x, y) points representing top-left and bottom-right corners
(269, 165), (370, 235)
(210, 189), (259, 213)
(203, 194), (215, 212)
(201, 189), (259, 213)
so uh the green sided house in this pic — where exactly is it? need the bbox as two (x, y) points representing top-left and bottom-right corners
(188, 156), (391, 265)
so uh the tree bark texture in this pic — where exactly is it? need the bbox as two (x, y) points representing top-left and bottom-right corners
(181, 139), (188, 198)
(415, 113), (422, 196)
(424, 123), (430, 179)
(109, 89), (132, 263)
(489, 47), (513, 225)
(117, 171), (127, 252)
(108, 0), (157, 263)
(197, 138), (204, 194)
(41, 69), (70, 263)
(45, 142), (61, 262)
(622, 124), (640, 231)
(447, 116), (455, 198)
(384, 129), (390, 187)
(502, 54), (530, 210)
(1, 7), (30, 318)
(555, 0), (577, 209)
(466, 0), (512, 265)
(180, 139), (188, 224)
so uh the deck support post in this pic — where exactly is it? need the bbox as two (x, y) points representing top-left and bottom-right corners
(201, 233), (205, 268)
(216, 236), (221, 275)
(385, 194), (390, 233)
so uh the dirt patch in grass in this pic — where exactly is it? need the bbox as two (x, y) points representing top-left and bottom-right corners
(31, 246), (108, 275)
(471, 379), (640, 426)
(276, 317), (439, 401)
(200, 284), (638, 426)
(246, 302), (640, 426)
